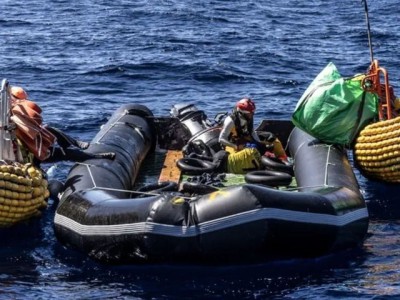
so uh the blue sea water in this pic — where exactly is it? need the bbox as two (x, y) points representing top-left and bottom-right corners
(1, 0), (400, 299)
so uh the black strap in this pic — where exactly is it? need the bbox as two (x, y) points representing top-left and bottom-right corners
(231, 111), (253, 139)
(349, 90), (369, 147)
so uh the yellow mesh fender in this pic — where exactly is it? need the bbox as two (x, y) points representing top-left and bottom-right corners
(0, 162), (49, 228)
(354, 116), (400, 182)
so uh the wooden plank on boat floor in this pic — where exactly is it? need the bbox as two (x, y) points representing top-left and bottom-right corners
(159, 150), (183, 183)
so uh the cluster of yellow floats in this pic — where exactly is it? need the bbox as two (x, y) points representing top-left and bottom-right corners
(0, 162), (49, 227)
(355, 116), (400, 182)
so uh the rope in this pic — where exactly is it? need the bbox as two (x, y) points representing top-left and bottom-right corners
(324, 145), (335, 187)
(94, 111), (126, 143)
(77, 161), (338, 201)
(362, 0), (374, 63)
(78, 162), (194, 200)
(291, 132), (335, 187)
(281, 184), (339, 192)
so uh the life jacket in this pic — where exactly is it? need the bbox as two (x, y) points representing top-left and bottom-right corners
(10, 100), (56, 161)
(229, 111), (254, 146)
(12, 102), (43, 125)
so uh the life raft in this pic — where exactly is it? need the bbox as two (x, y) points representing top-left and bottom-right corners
(54, 103), (368, 264)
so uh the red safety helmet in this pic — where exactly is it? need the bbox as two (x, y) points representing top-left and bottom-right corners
(236, 98), (255, 114)
(10, 86), (28, 100)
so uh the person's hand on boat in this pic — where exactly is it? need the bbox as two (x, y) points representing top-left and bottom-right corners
(263, 151), (276, 158)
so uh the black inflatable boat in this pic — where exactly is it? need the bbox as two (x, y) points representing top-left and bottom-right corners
(54, 103), (369, 264)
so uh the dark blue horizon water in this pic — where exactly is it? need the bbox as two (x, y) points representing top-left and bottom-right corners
(2, 1), (400, 299)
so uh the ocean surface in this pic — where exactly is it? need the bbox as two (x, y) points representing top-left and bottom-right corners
(1, 0), (400, 299)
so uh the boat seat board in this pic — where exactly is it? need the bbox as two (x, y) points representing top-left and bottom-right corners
(159, 150), (183, 183)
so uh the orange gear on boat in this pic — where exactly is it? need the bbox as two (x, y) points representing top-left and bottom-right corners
(10, 113), (56, 161)
(12, 103), (43, 125)
(19, 99), (42, 114)
(10, 86), (42, 114)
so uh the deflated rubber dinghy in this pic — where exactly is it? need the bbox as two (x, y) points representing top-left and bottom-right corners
(54, 103), (369, 264)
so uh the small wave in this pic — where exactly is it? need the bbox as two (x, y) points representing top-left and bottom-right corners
(0, 19), (33, 27)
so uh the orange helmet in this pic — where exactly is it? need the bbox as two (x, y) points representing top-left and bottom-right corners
(10, 86), (28, 100)
(236, 98), (255, 114)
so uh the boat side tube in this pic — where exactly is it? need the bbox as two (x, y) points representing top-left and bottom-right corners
(55, 182), (368, 263)
(289, 127), (361, 194)
(57, 103), (156, 212)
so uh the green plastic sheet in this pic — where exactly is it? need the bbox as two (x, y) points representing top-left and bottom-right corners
(292, 62), (378, 146)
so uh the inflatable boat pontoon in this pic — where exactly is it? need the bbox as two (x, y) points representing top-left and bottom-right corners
(54, 103), (369, 264)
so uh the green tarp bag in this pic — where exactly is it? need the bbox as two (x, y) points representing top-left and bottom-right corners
(291, 62), (379, 146)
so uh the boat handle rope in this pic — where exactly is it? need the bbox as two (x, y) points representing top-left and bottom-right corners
(78, 162), (195, 200)
(280, 183), (340, 192)
(11, 117), (48, 159)
(290, 140), (338, 190)
(324, 144), (334, 186)
(93, 110), (130, 143)
(76, 155), (339, 198)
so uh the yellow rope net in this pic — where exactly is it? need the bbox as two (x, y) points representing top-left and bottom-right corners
(354, 116), (400, 182)
(0, 162), (49, 227)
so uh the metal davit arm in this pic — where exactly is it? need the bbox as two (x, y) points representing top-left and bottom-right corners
(0, 79), (16, 161)
(362, 60), (393, 120)
(0, 79), (6, 159)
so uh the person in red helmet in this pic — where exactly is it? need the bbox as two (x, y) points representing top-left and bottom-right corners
(219, 98), (262, 152)
(219, 97), (289, 163)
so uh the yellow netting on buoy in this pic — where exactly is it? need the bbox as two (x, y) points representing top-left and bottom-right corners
(354, 116), (400, 182)
(0, 162), (49, 227)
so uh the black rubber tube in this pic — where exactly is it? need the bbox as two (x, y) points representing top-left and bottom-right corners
(245, 170), (293, 187)
(261, 156), (294, 176)
(176, 158), (217, 175)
